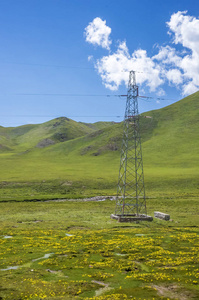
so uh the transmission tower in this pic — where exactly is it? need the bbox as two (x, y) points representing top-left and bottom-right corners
(111, 71), (153, 222)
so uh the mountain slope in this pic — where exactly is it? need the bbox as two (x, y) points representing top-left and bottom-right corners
(0, 92), (198, 200)
(39, 91), (199, 166)
(0, 117), (115, 152)
(141, 91), (199, 168)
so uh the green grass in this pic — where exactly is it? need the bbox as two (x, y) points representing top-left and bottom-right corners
(0, 198), (199, 299)
(0, 117), (115, 152)
(0, 92), (198, 298)
(0, 92), (198, 201)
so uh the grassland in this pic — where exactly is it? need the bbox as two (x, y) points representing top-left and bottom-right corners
(0, 92), (198, 299)
(0, 198), (199, 299)
(0, 91), (198, 201)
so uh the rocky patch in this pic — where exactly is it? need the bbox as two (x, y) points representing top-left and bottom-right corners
(36, 139), (55, 148)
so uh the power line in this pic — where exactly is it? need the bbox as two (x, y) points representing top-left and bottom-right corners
(138, 95), (176, 101)
(0, 62), (95, 70)
(0, 62), (157, 76)
(10, 93), (176, 101)
(121, 95), (176, 101)
(0, 62), (145, 73)
(0, 115), (123, 118)
(14, 93), (122, 97)
(0, 62), (182, 101)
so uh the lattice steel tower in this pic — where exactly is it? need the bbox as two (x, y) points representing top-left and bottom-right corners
(111, 71), (152, 222)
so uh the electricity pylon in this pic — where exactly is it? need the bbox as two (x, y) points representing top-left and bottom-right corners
(111, 71), (152, 222)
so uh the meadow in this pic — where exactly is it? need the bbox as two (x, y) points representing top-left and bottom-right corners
(0, 92), (199, 299)
(0, 198), (199, 299)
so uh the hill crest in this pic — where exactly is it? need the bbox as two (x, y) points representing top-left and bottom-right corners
(0, 117), (116, 152)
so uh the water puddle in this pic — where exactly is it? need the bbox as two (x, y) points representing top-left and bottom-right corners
(1, 253), (54, 272)
(45, 196), (115, 203)
(95, 199), (106, 202)
(65, 233), (73, 237)
(115, 253), (127, 256)
(17, 220), (43, 224)
(95, 286), (113, 296)
(46, 268), (58, 273)
(32, 253), (54, 262)
(92, 281), (113, 297)
(135, 234), (145, 237)
(82, 196), (115, 202)
(1, 266), (19, 271)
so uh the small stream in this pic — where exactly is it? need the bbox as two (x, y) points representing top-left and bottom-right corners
(1, 253), (54, 271)
(1, 266), (19, 271)
(32, 253), (54, 262)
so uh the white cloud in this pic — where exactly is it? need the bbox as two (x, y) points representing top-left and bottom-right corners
(95, 41), (164, 92)
(84, 17), (112, 50)
(182, 80), (198, 95)
(88, 55), (93, 61)
(153, 45), (182, 66)
(85, 12), (199, 96)
(166, 11), (199, 95)
(156, 88), (166, 97)
(167, 11), (199, 53)
(166, 69), (183, 85)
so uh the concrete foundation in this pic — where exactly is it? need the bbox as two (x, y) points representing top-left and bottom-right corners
(111, 214), (153, 222)
(154, 211), (170, 221)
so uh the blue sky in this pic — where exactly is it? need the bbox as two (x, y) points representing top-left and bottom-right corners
(0, 0), (199, 127)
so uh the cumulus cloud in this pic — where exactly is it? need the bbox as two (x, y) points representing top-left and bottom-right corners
(84, 17), (112, 50)
(152, 45), (182, 66)
(95, 41), (163, 92)
(88, 55), (93, 62)
(166, 11), (199, 94)
(166, 69), (183, 85)
(167, 11), (199, 52)
(85, 12), (199, 96)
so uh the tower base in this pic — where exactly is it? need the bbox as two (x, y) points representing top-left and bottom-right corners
(111, 214), (153, 222)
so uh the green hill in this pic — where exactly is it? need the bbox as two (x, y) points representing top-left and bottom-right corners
(0, 117), (114, 152)
(0, 92), (198, 201)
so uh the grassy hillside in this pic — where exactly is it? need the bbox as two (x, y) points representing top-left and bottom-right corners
(142, 92), (199, 166)
(0, 117), (115, 152)
(0, 94), (198, 300)
(0, 92), (198, 201)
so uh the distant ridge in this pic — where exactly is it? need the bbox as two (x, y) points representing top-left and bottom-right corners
(0, 117), (115, 152)
(0, 92), (198, 160)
